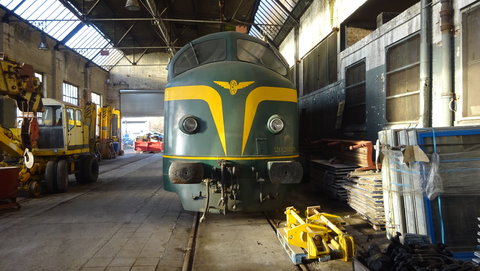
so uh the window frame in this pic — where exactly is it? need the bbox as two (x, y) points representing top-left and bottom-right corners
(343, 59), (366, 131)
(385, 33), (421, 124)
(62, 82), (79, 106)
(462, 3), (480, 119)
(91, 92), (102, 108)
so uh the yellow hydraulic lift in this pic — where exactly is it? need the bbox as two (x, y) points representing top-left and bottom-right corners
(96, 106), (123, 159)
(0, 55), (100, 196)
(277, 206), (355, 264)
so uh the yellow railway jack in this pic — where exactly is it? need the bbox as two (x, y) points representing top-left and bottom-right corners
(277, 206), (354, 264)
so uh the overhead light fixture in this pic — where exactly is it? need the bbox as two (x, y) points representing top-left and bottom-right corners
(125, 0), (140, 11)
(38, 33), (49, 51)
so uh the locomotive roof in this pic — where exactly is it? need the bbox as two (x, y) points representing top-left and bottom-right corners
(167, 31), (288, 80)
(189, 31), (265, 46)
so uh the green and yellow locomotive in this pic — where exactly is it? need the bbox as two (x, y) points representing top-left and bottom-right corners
(163, 31), (302, 213)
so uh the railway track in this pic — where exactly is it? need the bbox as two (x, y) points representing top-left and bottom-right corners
(182, 211), (310, 271)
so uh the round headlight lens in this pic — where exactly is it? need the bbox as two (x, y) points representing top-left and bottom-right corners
(181, 116), (199, 134)
(267, 115), (284, 134)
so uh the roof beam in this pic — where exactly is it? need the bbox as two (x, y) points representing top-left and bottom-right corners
(18, 17), (288, 27)
(85, 0), (102, 16)
(62, 46), (181, 50)
(114, 22), (137, 46)
(141, 0), (175, 56)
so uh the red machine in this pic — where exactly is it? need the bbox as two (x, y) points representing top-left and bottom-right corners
(134, 133), (164, 153)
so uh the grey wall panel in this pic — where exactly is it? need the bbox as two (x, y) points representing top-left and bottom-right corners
(299, 81), (344, 140)
(365, 65), (387, 142)
(120, 90), (164, 117)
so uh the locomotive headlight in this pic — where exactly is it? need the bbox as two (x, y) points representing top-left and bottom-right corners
(267, 115), (284, 134)
(180, 115), (199, 134)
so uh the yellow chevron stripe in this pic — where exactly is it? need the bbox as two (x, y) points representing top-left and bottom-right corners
(163, 154), (299, 160)
(165, 86), (227, 155)
(242, 87), (297, 154)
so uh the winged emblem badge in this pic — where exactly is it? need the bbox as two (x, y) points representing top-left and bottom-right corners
(214, 80), (254, 95)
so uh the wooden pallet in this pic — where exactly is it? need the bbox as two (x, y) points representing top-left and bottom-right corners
(276, 227), (308, 265)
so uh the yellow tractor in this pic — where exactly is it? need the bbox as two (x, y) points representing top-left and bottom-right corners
(0, 55), (100, 197)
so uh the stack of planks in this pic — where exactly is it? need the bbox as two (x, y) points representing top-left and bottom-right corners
(309, 139), (377, 171)
(343, 171), (385, 230)
(310, 159), (358, 201)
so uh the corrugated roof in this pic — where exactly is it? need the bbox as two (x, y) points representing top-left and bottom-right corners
(0, 0), (124, 70)
(250, 0), (311, 46)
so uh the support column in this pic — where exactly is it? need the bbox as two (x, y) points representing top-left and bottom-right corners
(419, 0), (432, 128)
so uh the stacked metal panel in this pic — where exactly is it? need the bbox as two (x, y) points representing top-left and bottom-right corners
(379, 129), (428, 239)
(379, 126), (480, 259)
(310, 160), (357, 201)
(343, 171), (385, 230)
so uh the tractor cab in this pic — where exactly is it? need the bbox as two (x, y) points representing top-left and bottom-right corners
(36, 98), (90, 154)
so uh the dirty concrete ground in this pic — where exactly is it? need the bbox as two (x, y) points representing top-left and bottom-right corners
(0, 153), (192, 271)
(192, 178), (389, 271)
(0, 152), (388, 271)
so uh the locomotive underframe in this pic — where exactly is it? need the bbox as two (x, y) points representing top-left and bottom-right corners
(164, 158), (302, 213)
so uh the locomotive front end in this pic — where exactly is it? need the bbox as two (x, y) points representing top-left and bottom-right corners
(163, 32), (302, 213)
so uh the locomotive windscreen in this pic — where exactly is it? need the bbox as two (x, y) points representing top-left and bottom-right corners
(236, 39), (287, 75)
(173, 39), (226, 76)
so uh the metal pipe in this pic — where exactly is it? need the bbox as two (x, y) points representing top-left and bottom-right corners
(437, 0), (454, 127)
(419, 0), (432, 128)
(294, 26), (299, 90)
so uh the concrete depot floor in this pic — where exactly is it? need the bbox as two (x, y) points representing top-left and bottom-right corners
(0, 153), (193, 271)
(0, 152), (388, 271)
(192, 174), (389, 271)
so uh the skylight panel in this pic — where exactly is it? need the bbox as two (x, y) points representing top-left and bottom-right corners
(0, 0), (23, 9)
(92, 48), (124, 71)
(250, 0), (298, 41)
(18, 0), (44, 19)
(65, 24), (120, 63)
(13, 0), (36, 17)
(25, 2), (54, 21)
(0, 0), (131, 71)
(3, 0), (81, 41)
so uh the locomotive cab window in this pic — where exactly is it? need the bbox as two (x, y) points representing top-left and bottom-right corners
(236, 39), (287, 76)
(173, 39), (226, 76)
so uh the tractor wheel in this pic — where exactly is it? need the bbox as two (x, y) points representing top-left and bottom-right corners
(56, 159), (69, 193)
(76, 155), (99, 183)
(45, 160), (57, 193)
(28, 180), (41, 198)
